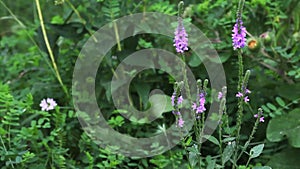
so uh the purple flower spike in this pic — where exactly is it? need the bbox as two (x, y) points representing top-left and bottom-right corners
(193, 92), (206, 114)
(174, 17), (188, 53)
(232, 19), (247, 50)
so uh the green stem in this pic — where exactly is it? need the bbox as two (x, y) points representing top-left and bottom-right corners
(233, 51), (244, 168)
(237, 51), (244, 91)
(35, 0), (69, 98)
(0, 135), (14, 168)
(237, 108), (262, 162)
(113, 21), (122, 51)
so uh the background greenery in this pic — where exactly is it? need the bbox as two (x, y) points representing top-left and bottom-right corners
(0, 0), (299, 168)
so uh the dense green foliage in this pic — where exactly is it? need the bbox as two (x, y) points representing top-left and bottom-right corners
(0, 0), (300, 168)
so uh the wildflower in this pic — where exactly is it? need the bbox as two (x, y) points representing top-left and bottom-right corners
(192, 102), (197, 110)
(171, 92), (176, 106)
(178, 117), (184, 128)
(196, 106), (205, 114)
(236, 92), (243, 98)
(244, 96), (250, 103)
(218, 92), (223, 100)
(254, 112), (265, 123)
(245, 89), (251, 94)
(232, 18), (246, 50)
(192, 92), (206, 114)
(178, 96), (183, 104)
(174, 17), (188, 53)
(259, 116), (265, 122)
(171, 93), (183, 106)
(236, 88), (251, 103)
(171, 90), (184, 127)
(40, 98), (57, 111)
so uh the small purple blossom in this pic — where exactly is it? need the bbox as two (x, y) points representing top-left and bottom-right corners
(218, 92), (223, 100)
(236, 92), (243, 98)
(260, 117), (265, 122)
(196, 106), (205, 114)
(40, 98), (57, 111)
(178, 117), (184, 128)
(171, 94), (175, 106)
(171, 93), (183, 106)
(192, 102), (197, 110)
(193, 92), (206, 114)
(178, 96), (183, 104)
(244, 96), (250, 103)
(174, 17), (188, 53)
(254, 113), (265, 123)
(232, 18), (247, 50)
(172, 111), (181, 115)
(245, 89), (251, 94)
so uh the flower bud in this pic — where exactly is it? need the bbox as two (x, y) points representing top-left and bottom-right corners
(247, 37), (261, 52)
(260, 32), (272, 45)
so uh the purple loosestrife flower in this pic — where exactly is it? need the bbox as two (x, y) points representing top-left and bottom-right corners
(40, 98), (57, 111)
(174, 17), (188, 53)
(232, 19), (246, 50)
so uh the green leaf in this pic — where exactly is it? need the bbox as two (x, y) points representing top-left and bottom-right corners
(267, 108), (300, 148)
(261, 105), (271, 113)
(276, 84), (300, 100)
(266, 103), (277, 111)
(267, 148), (300, 169)
(250, 144), (264, 159)
(275, 97), (286, 107)
(185, 136), (193, 146)
(206, 156), (216, 169)
(134, 83), (151, 109)
(203, 135), (220, 146)
(222, 141), (235, 165)
(188, 53), (202, 67)
(188, 151), (198, 168)
(0, 127), (7, 135)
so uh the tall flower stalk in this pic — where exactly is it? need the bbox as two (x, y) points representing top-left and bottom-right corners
(232, 0), (247, 168)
